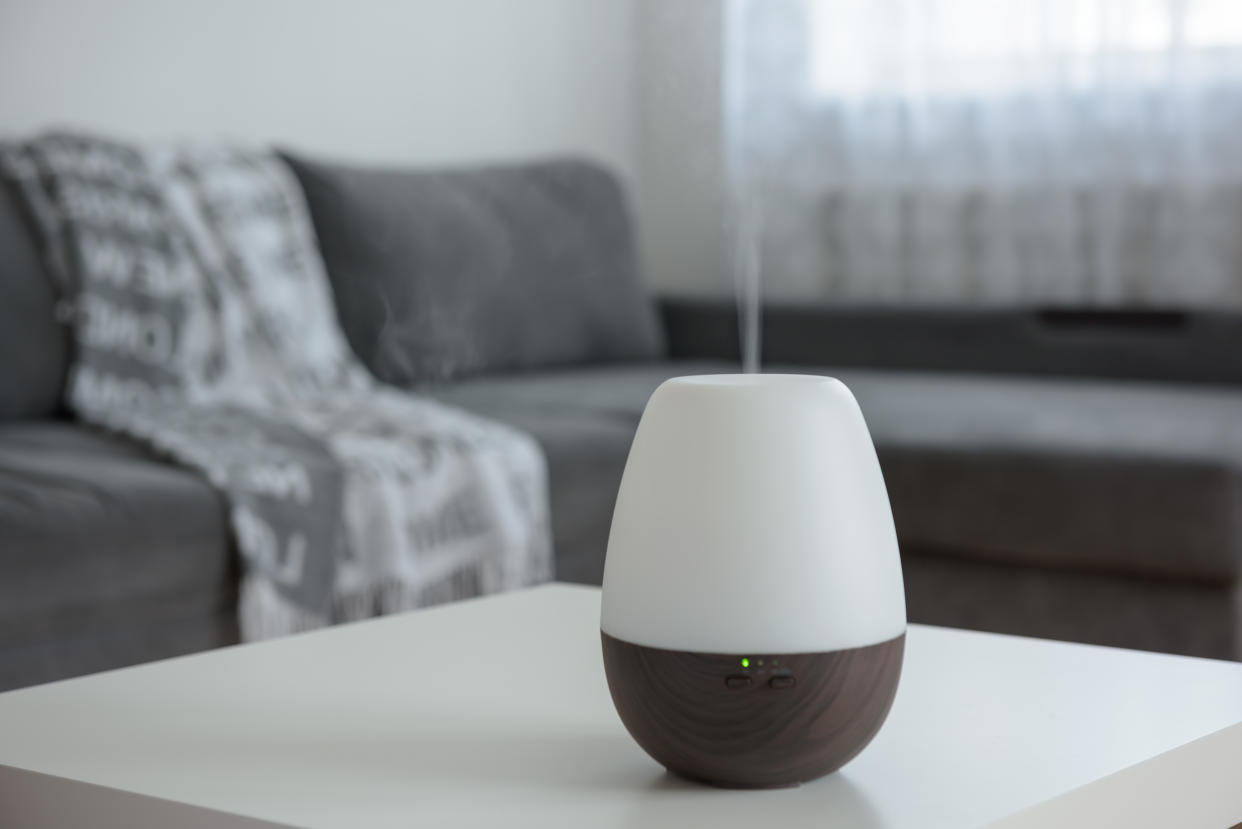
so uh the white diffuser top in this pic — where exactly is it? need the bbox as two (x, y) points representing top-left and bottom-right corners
(601, 375), (906, 654)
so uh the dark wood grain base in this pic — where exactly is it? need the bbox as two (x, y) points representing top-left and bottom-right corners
(601, 630), (905, 788)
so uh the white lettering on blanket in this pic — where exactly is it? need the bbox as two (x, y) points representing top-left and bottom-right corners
(77, 231), (195, 297)
(238, 462), (313, 505)
(58, 179), (164, 235)
(408, 487), (490, 552)
(38, 143), (147, 190)
(72, 365), (168, 411)
(78, 295), (177, 367)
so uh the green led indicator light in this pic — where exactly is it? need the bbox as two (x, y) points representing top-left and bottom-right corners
(740, 658), (750, 669)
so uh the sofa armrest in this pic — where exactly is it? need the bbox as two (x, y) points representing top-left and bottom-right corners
(657, 296), (1242, 386)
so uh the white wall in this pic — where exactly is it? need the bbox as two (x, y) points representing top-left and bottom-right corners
(0, 0), (736, 296)
(0, 0), (636, 178)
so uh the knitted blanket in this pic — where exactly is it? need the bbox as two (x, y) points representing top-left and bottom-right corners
(3, 133), (552, 638)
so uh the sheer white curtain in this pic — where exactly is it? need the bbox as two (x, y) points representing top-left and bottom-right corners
(729, 0), (1242, 304)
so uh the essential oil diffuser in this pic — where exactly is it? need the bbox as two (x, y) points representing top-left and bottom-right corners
(600, 374), (906, 788)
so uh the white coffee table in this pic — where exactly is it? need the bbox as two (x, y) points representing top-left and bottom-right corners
(2, 584), (1241, 828)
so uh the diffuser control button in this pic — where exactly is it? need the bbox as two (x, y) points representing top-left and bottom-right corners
(725, 675), (753, 690)
(769, 675), (796, 690)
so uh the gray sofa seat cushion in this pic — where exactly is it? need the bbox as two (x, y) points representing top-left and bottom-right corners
(833, 369), (1242, 583)
(433, 362), (1242, 585)
(0, 184), (69, 419)
(903, 554), (1239, 661)
(281, 153), (665, 385)
(0, 422), (234, 639)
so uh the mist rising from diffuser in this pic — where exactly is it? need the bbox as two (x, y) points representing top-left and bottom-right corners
(726, 0), (761, 375)
(734, 205), (762, 374)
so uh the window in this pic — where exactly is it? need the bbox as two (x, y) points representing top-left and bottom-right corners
(807, 0), (1242, 98)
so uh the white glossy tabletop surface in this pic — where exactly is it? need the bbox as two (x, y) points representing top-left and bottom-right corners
(2, 584), (1241, 828)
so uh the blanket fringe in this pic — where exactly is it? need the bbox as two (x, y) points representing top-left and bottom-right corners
(238, 577), (328, 641)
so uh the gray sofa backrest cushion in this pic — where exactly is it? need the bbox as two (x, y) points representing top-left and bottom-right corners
(280, 154), (665, 385)
(0, 184), (68, 418)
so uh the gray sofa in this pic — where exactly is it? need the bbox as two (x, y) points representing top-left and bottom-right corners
(3, 154), (1241, 692)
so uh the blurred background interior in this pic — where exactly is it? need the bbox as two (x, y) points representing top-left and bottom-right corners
(4, 0), (1242, 691)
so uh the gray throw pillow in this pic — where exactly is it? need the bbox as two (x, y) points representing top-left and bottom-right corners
(280, 153), (665, 386)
